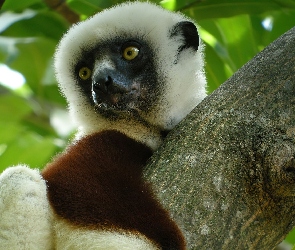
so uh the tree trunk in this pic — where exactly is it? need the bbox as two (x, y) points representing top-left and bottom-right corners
(144, 27), (295, 249)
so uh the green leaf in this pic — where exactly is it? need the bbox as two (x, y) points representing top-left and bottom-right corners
(0, 37), (20, 63)
(0, 37), (56, 95)
(0, 132), (58, 172)
(9, 37), (56, 96)
(1, 0), (44, 11)
(67, 0), (102, 16)
(67, 0), (128, 16)
(0, 94), (31, 122)
(286, 227), (295, 244)
(0, 11), (68, 40)
(275, 0), (295, 8)
(0, 122), (24, 143)
(43, 85), (67, 106)
(263, 10), (295, 43)
(215, 15), (259, 70)
(204, 44), (229, 93)
(179, 0), (295, 20)
(199, 14), (259, 76)
(0, 10), (36, 33)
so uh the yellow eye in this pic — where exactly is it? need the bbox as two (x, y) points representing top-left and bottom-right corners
(123, 46), (139, 60)
(79, 67), (92, 80)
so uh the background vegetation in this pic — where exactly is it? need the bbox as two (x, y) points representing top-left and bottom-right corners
(0, 0), (295, 247)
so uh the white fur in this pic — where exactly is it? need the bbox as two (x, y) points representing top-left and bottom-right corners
(0, 165), (53, 249)
(54, 219), (159, 250)
(55, 1), (207, 149)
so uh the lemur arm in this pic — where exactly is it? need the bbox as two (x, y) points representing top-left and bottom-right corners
(0, 165), (53, 249)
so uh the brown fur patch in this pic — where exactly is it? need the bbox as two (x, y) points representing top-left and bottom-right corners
(42, 130), (185, 249)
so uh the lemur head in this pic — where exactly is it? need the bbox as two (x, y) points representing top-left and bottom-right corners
(54, 2), (206, 149)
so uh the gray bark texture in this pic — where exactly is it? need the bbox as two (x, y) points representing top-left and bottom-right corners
(144, 27), (295, 249)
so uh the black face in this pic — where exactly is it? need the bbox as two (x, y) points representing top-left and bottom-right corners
(74, 38), (159, 121)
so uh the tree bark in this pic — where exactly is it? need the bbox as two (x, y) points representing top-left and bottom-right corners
(144, 27), (295, 249)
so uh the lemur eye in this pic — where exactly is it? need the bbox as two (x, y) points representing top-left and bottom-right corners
(123, 46), (139, 60)
(79, 67), (92, 80)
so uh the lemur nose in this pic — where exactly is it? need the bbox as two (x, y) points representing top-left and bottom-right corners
(92, 74), (129, 95)
(92, 76), (112, 94)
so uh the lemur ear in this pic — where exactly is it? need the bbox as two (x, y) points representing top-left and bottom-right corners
(170, 21), (199, 52)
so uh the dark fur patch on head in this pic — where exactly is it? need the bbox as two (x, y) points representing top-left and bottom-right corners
(170, 21), (199, 53)
(74, 38), (160, 121)
(42, 130), (185, 250)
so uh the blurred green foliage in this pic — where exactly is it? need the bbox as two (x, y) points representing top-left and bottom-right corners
(0, 0), (295, 246)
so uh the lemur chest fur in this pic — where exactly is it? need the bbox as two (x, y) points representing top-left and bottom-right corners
(42, 130), (185, 250)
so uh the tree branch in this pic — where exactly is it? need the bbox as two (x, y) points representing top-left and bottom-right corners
(0, 0), (5, 10)
(145, 27), (295, 249)
(43, 0), (79, 24)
